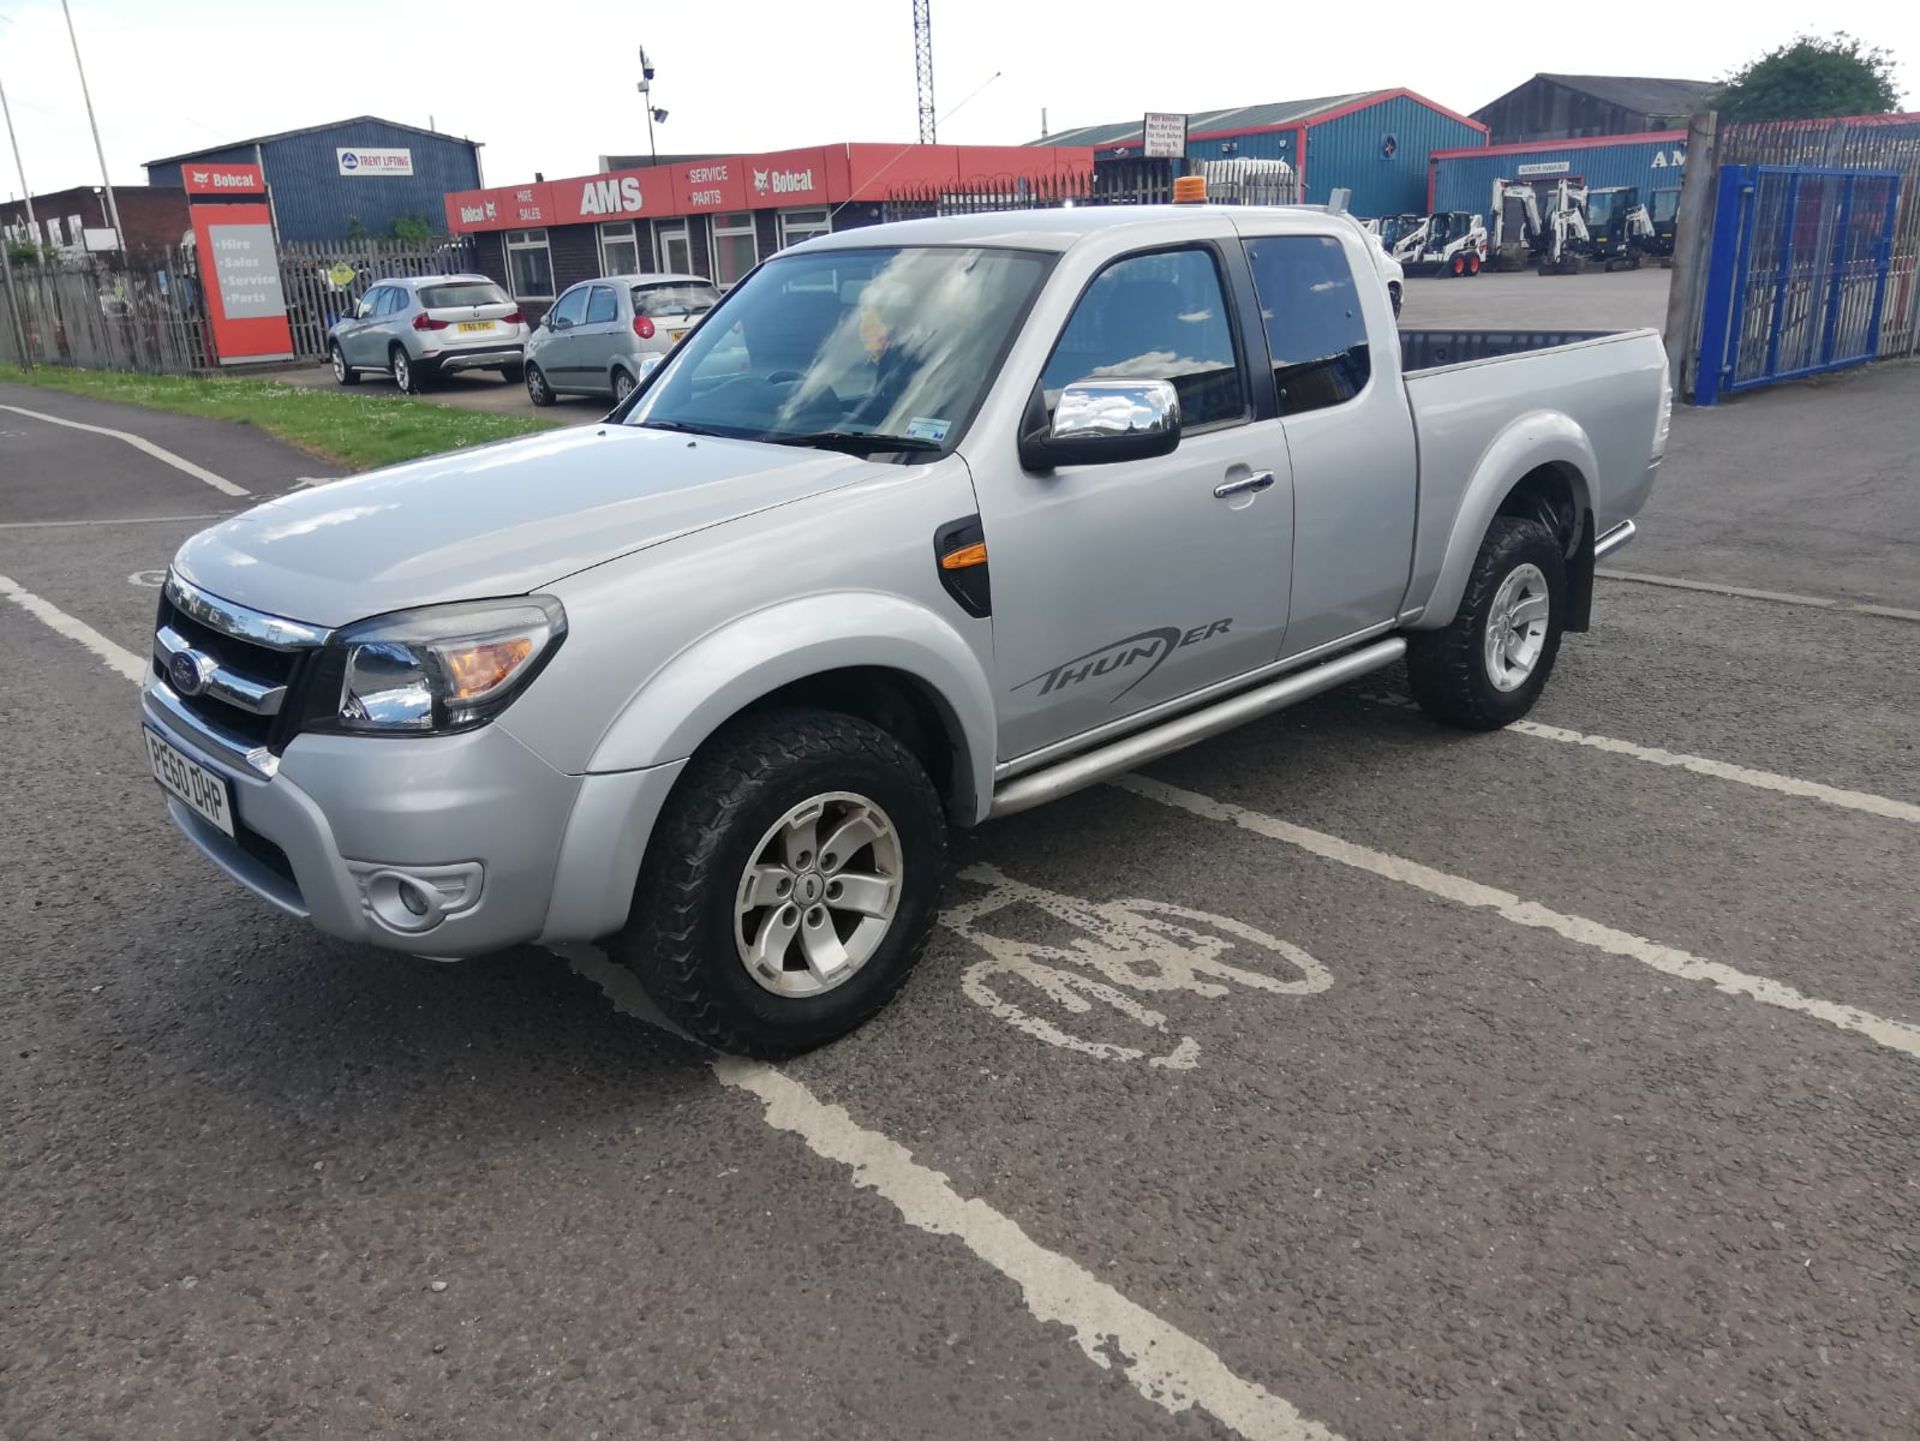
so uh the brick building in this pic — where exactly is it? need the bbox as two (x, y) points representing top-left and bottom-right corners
(1, 184), (192, 258)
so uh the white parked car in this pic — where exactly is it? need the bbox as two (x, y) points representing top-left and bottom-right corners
(327, 274), (531, 392)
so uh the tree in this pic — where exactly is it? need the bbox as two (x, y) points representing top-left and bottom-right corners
(345, 215), (370, 241)
(388, 213), (435, 244)
(1713, 33), (1901, 122)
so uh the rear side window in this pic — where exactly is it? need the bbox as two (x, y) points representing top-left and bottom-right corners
(1040, 247), (1245, 428)
(585, 285), (619, 324)
(419, 281), (509, 308)
(380, 287), (408, 316)
(1244, 235), (1373, 415)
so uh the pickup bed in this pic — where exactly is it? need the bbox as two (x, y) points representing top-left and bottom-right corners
(141, 204), (1669, 1055)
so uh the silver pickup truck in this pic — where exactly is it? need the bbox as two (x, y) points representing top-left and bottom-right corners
(141, 205), (1669, 1055)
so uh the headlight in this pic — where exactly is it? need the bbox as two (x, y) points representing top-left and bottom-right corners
(317, 596), (566, 735)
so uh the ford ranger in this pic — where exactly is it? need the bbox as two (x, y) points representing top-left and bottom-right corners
(141, 205), (1670, 1055)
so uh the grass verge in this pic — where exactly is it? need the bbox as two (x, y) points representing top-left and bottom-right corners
(0, 363), (557, 470)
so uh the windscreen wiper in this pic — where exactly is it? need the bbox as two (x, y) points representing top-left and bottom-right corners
(762, 430), (945, 455)
(635, 418), (733, 437)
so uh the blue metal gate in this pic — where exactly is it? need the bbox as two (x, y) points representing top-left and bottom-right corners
(1694, 165), (1902, 405)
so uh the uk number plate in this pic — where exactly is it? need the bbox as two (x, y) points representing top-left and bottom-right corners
(457, 320), (492, 332)
(144, 726), (236, 837)
(668, 329), (687, 342)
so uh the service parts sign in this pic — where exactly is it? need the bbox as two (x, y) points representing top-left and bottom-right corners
(183, 162), (265, 196)
(190, 201), (294, 364)
(337, 147), (414, 176)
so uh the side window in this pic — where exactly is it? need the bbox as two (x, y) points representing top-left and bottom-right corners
(381, 288), (410, 316)
(360, 287), (390, 317)
(585, 284), (619, 325)
(551, 286), (591, 328)
(1244, 235), (1373, 416)
(1040, 247), (1245, 428)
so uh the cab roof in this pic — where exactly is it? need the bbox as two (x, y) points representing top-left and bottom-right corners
(798, 204), (1350, 255)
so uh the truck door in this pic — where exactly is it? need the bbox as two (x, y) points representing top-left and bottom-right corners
(1241, 231), (1417, 657)
(986, 244), (1294, 763)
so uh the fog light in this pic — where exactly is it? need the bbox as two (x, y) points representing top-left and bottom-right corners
(350, 861), (484, 934)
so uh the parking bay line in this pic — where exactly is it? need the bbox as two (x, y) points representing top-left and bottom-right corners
(1599, 568), (1920, 624)
(0, 403), (249, 498)
(1359, 693), (1920, 827)
(7, 576), (1344, 1441)
(1116, 774), (1920, 1064)
(0, 513), (232, 532)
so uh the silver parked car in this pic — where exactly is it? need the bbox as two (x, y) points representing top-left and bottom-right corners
(328, 274), (531, 393)
(523, 272), (721, 406)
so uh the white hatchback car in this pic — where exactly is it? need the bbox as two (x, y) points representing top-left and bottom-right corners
(523, 273), (721, 405)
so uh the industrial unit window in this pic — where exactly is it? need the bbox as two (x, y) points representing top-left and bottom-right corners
(778, 208), (831, 249)
(656, 221), (692, 276)
(1243, 235), (1372, 415)
(710, 212), (758, 288)
(599, 221), (642, 276)
(506, 228), (555, 300)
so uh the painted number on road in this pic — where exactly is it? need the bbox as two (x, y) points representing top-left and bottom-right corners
(129, 570), (167, 588)
(942, 863), (1331, 1069)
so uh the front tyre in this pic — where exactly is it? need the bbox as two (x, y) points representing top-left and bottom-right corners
(1406, 516), (1565, 730)
(612, 709), (947, 1057)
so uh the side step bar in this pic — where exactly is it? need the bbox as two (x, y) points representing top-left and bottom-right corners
(990, 636), (1408, 819)
(1594, 519), (1636, 560)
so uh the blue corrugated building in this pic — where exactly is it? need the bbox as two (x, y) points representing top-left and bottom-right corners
(1429, 132), (1690, 217)
(145, 116), (483, 242)
(1031, 89), (1487, 217)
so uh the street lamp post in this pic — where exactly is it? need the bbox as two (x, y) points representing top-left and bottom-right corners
(637, 46), (665, 163)
(60, 0), (125, 255)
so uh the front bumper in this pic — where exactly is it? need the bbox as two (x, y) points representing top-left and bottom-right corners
(141, 680), (682, 957)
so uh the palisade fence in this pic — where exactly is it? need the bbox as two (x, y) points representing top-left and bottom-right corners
(1719, 114), (1920, 361)
(881, 158), (1297, 222)
(276, 236), (475, 360)
(1677, 112), (1920, 402)
(0, 235), (476, 374)
(0, 251), (208, 373)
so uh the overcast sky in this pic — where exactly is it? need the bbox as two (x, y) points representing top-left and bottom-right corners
(1, 0), (1915, 196)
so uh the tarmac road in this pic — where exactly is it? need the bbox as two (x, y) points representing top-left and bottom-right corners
(3, 373), (1917, 1440)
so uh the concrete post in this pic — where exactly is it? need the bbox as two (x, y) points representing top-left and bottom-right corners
(1663, 110), (1720, 398)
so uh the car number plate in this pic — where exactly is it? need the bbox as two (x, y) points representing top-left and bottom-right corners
(457, 320), (493, 332)
(144, 726), (236, 837)
(668, 329), (687, 342)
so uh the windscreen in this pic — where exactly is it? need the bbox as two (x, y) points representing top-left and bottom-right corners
(419, 281), (510, 309)
(1651, 189), (1681, 224)
(626, 246), (1050, 452)
(1586, 192), (1622, 228)
(632, 281), (722, 317)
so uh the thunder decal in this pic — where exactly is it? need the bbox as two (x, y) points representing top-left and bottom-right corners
(1014, 620), (1233, 702)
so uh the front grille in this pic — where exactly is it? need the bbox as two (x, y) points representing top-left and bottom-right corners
(153, 585), (325, 752)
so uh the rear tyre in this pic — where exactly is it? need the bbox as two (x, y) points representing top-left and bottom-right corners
(330, 343), (359, 386)
(1450, 254), (1467, 277)
(525, 363), (555, 407)
(389, 345), (423, 395)
(611, 367), (636, 404)
(611, 708), (947, 1057)
(1467, 253), (1483, 276)
(1406, 516), (1565, 731)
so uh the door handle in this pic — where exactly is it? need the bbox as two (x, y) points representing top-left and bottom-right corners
(1213, 471), (1276, 499)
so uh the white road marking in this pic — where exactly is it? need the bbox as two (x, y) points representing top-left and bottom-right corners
(1600, 567), (1920, 623)
(1117, 775), (1920, 1064)
(0, 513), (227, 531)
(0, 573), (147, 683)
(0, 584), (1333, 1441)
(715, 1057), (1341, 1441)
(0, 402), (249, 497)
(945, 862), (1329, 1068)
(1508, 717), (1920, 825)
(1358, 692), (1920, 827)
